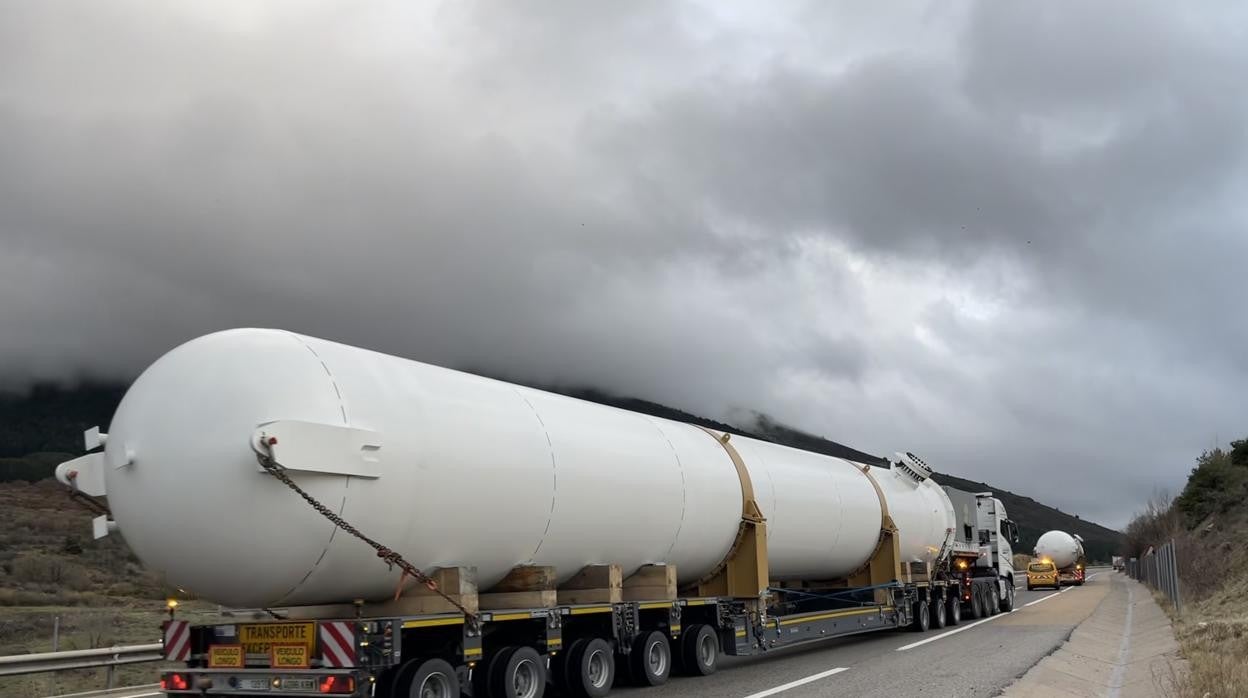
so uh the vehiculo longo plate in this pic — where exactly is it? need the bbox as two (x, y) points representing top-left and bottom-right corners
(208, 644), (244, 668)
(270, 643), (310, 669)
(239, 622), (316, 656)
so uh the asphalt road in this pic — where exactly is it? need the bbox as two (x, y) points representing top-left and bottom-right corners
(627, 568), (1111, 698)
(69, 570), (1111, 698)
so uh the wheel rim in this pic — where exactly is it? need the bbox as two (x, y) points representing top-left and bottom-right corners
(647, 639), (667, 676)
(698, 634), (715, 667)
(512, 658), (539, 698)
(587, 649), (608, 688)
(419, 672), (452, 698)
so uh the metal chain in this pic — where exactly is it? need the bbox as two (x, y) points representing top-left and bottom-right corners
(65, 481), (112, 518)
(255, 446), (478, 622)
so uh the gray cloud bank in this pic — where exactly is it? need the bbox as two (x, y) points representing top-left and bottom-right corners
(3, 0), (1247, 527)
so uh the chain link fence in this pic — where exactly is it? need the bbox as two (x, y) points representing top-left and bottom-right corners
(1126, 539), (1181, 615)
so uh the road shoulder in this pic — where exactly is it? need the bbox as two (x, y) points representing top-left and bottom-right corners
(1001, 573), (1187, 697)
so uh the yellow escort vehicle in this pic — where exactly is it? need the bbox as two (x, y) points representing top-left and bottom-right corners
(1026, 560), (1061, 590)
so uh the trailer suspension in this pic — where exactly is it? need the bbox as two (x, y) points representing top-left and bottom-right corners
(254, 437), (479, 622)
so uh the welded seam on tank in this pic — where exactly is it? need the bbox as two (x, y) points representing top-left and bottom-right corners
(269, 334), (353, 605)
(825, 459), (846, 562)
(643, 417), (687, 561)
(513, 389), (557, 559)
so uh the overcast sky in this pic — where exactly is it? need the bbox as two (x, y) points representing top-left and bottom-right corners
(3, 1), (1246, 528)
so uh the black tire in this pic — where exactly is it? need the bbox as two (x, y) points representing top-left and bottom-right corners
(1026, 584), (1034, 591)
(490, 646), (545, 698)
(1001, 583), (1015, 612)
(931, 595), (947, 629)
(630, 631), (672, 687)
(476, 648), (514, 698)
(567, 637), (614, 698)
(911, 599), (930, 632)
(678, 624), (718, 676)
(397, 658), (460, 698)
(985, 585), (998, 616)
(969, 586), (984, 619)
(945, 593), (961, 626)
(555, 639), (588, 692)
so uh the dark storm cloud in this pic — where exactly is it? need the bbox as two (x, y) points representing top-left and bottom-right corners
(2, 0), (1245, 527)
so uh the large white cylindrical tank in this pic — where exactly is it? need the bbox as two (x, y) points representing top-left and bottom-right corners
(1034, 530), (1084, 569)
(98, 329), (955, 607)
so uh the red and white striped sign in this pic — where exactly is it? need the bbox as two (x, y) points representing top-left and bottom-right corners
(164, 620), (190, 662)
(319, 621), (356, 667)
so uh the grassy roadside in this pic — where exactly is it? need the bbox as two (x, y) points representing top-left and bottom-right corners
(0, 478), (226, 696)
(1123, 442), (1248, 697)
(1163, 576), (1248, 697)
(0, 601), (227, 697)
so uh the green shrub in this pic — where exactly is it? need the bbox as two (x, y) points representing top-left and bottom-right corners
(1175, 447), (1248, 528)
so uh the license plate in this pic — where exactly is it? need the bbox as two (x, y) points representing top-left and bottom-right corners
(278, 677), (316, 691)
(238, 677), (270, 691)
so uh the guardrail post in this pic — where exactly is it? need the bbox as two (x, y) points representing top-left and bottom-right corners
(106, 662), (115, 689)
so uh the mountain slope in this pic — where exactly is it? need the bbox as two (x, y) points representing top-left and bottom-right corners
(929, 472), (1121, 562)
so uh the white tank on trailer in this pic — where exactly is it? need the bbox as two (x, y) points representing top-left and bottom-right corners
(60, 329), (958, 608)
(1034, 530), (1084, 569)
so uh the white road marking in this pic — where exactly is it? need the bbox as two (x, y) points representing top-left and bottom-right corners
(899, 575), (1098, 652)
(740, 667), (850, 697)
(1106, 583), (1135, 698)
(895, 610), (1014, 651)
(1023, 585), (1074, 607)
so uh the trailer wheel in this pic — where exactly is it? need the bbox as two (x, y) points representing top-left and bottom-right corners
(911, 600), (930, 632)
(490, 646), (545, 698)
(629, 631), (671, 687)
(1000, 583), (1015, 612)
(930, 595), (947, 629)
(567, 637), (614, 698)
(396, 658), (460, 698)
(678, 624), (719, 676)
(474, 649), (509, 698)
(945, 593), (961, 626)
(555, 639), (587, 692)
(968, 586), (984, 619)
(986, 585), (999, 616)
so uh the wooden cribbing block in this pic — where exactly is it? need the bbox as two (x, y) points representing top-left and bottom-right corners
(558, 564), (623, 604)
(623, 564), (677, 602)
(480, 565), (558, 610)
(386, 566), (480, 615)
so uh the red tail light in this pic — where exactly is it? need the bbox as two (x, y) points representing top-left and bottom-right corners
(319, 675), (356, 694)
(164, 673), (189, 690)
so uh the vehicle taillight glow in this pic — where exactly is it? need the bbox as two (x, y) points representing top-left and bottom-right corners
(164, 673), (189, 690)
(319, 675), (356, 694)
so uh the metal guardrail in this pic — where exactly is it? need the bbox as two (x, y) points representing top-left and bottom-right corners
(0, 643), (164, 692)
(44, 684), (161, 698)
(1127, 539), (1181, 614)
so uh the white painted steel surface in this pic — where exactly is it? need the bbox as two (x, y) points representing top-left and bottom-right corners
(1034, 530), (1084, 569)
(96, 329), (957, 607)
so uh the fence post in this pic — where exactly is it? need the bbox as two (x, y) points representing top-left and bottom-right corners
(1169, 539), (1182, 615)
